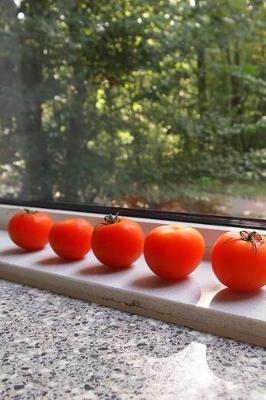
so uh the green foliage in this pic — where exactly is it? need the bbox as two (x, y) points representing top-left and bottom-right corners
(0, 0), (265, 213)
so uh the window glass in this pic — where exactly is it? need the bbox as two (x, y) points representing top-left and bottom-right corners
(0, 0), (265, 219)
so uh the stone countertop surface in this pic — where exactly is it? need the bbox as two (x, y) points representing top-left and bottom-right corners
(0, 280), (265, 400)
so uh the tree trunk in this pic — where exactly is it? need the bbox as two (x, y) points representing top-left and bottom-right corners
(20, 2), (52, 200)
(62, 73), (86, 201)
(195, 0), (207, 117)
(231, 41), (242, 114)
(62, 9), (87, 201)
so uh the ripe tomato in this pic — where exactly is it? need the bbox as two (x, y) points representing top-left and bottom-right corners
(92, 214), (144, 268)
(211, 230), (266, 292)
(49, 218), (93, 260)
(8, 209), (53, 251)
(144, 225), (205, 281)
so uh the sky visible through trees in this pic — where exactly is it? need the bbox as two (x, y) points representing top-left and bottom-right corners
(0, 0), (265, 218)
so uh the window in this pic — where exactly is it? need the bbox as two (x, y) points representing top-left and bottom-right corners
(0, 0), (265, 224)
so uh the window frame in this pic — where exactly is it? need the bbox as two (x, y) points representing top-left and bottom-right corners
(0, 198), (265, 230)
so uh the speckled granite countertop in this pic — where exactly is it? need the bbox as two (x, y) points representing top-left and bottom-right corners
(0, 280), (265, 400)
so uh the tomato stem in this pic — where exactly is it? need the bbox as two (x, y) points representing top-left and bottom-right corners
(24, 208), (37, 214)
(103, 213), (120, 225)
(240, 230), (263, 243)
(239, 230), (264, 254)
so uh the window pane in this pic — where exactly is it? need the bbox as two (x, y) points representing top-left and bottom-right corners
(0, 0), (265, 219)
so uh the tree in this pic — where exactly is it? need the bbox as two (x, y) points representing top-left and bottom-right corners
(0, 0), (265, 215)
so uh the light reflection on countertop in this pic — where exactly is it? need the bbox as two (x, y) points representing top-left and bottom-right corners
(128, 342), (237, 399)
(0, 280), (265, 400)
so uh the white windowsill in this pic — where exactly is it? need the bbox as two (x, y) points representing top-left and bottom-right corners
(0, 204), (265, 346)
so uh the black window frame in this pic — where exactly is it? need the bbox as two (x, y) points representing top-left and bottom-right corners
(0, 198), (265, 230)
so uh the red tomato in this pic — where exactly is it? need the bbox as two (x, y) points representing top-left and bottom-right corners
(211, 230), (266, 292)
(49, 218), (93, 260)
(144, 225), (205, 281)
(92, 214), (144, 268)
(8, 209), (53, 251)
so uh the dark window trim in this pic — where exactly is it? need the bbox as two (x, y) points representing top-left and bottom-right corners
(0, 198), (265, 229)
